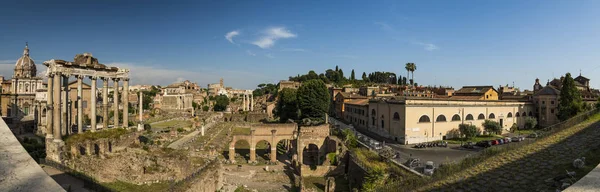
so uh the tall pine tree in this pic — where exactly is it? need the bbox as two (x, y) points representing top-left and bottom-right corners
(362, 72), (368, 82)
(350, 69), (355, 80)
(558, 73), (584, 121)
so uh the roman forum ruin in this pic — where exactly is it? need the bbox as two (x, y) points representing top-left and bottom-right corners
(43, 53), (130, 162)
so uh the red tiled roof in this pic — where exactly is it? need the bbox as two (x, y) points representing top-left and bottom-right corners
(345, 99), (369, 106)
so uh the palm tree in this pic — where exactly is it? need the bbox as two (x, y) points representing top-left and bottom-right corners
(410, 63), (417, 86)
(404, 63), (411, 86)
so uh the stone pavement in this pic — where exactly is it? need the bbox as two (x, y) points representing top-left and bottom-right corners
(0, 118), (65, 192)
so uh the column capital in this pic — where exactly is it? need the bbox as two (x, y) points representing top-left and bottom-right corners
(89, 76), (98, 80)
(76, 75), (85, 80)
(113, 77), (120, 82)
(122, 77), (130, 81)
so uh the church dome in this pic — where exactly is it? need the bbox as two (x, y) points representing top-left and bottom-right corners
(14, 43), (37, 78)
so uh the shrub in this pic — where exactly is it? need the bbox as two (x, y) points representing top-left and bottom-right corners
(327, 152), (337, 165)
(202, 106), (209, 112)
(177, 128), (184, 132)
(510, 123), (518, 132)
(482, 120), (502, 135)
(458, 124), (480, 139)
(144, 124), (151, 130)
(142, 146), (149, 151)
(524, 117), (537, 130)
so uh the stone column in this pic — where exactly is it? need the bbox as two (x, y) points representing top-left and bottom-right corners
(77, 75), (83, 134)
(229, 145), (236, 163)
(113, 78), (119, 128)
(270, 130), (277, 162)
(46, 73), (54, 139)
(139, 92), (143, 122)
(242, 94), (246, 111)
(249, 130), (255, 163)
(251, 94), (254, 111)
(90, 77), (97, 132)
(62, 75), (68, 136)
(102, 78), (108, 129)
(53, 72), (62, 141)
(123, 78), (129, 128)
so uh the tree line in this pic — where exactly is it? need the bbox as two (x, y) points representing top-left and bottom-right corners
(287, 63), (419, 87)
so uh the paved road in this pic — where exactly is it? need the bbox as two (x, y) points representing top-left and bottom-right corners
(388, 144), (477, 167)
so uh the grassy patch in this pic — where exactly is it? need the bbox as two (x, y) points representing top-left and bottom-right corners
(444, 135), (504, 144)
(303, 177), (325, 192)
(512, 129), (536, 135)
(64, 128), (130, 147)
(103, 180), (171, 192)
(232, 127), (251, 135)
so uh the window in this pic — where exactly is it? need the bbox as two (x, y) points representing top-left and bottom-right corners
(542, 101), (545, 104)
(489, 113), (495, 119)
(516, 112), (520, 117)
(418, 115), (430, 123)
(393, 112), (400, 120)
(551, 100), (555, 105)
(466, 114), (474, 120)
(371, 109), (376, 117)
(522, 112), (527, 117)
(529, 111), (533, 116)
(381, 120), (384, 128)
(436, 115), (447, 122)
(452, 114), (461, 121)
(486, 95), (489, 99)
(507, 112), (512, 118)
(478, 114), (485, 120)
(551, 109), (554, 113)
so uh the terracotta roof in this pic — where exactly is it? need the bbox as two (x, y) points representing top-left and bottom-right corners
(337, 92), (367, 99)
(449, 95), (482, 100)
(345, 99), (369, 106)
(534, 86), (560, 96)
(454, 86), (496, 95)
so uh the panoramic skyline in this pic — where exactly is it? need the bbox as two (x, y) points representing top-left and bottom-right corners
(1, 0), (600, 90)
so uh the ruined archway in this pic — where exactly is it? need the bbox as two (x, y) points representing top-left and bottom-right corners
(303, 144), (321, 168)
(230, 139), (251, 162)
(255, 140), (271, 162)
(94, 143), (100, 155)
(79, 145), (86, 155)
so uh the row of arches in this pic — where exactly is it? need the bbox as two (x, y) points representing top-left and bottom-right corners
(418, 111), (534, 123)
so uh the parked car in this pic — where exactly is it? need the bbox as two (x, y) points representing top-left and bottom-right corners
(491, 140), (498, 145)
(497, 139), (504, 145)
(512, 136), (525, 142)
(462, 142), (475, 149)
(504, 137), (511, 143)
(528, 133), (539, 138)
(476, 140), (492, 148)
(424, 161), (435, 176)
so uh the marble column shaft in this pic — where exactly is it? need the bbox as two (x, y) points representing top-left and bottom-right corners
(113, 78), (119, 128)
(77, 76), (83, 134)
(123, 79), (129, 128)
(102, 78), (108, 129)
(90, 77), (97, 132)
(47, 74), (54, 139)
(53, 73), (61, 141)
(61, 75), (68, 135)
(251, 94), (254, 111)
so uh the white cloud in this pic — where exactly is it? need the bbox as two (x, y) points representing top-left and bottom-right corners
(281, 48), (308, 52)
(265, 53), (274, 58)
(252, 27), (297, 49)
(225, 30), (240, 44)
(246, 50), (256, 56)
(0, 60), (16, 64)
(414, 42), (439, 51)
(105, 62), (270, 89)
(374, 21), (394, 32)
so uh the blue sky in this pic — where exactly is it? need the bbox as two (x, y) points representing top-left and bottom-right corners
(1, 0), (600, 90)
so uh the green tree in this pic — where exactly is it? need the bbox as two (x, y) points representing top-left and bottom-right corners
(558, 73), (583, 121)
(458, 124), (479, 139)
(596, 97), (600, 109)
(343, 129), (357, 149)
(524, 117), (537, 130)
(482, 120), (502, 135)
(362, 72), (368, 82)
(213, 95), (229, 111)
(297, 79), (330, 119)
(362, 167), (385, 192)
(350, 69), (355, 80)
(192, 101), (199, 109)
(276, 88), (299, 122)
(202, 105), (209, 112)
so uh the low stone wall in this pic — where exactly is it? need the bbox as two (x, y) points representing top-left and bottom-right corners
(346, 154), (367, 190)
(223, 113), (269, 123)
(184, 160), (224, 192)
(299, 165), (336, 177)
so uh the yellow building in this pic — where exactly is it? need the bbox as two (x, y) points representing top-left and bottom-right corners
(333, 92), (367, 119)
(344, 97), (534, 144)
